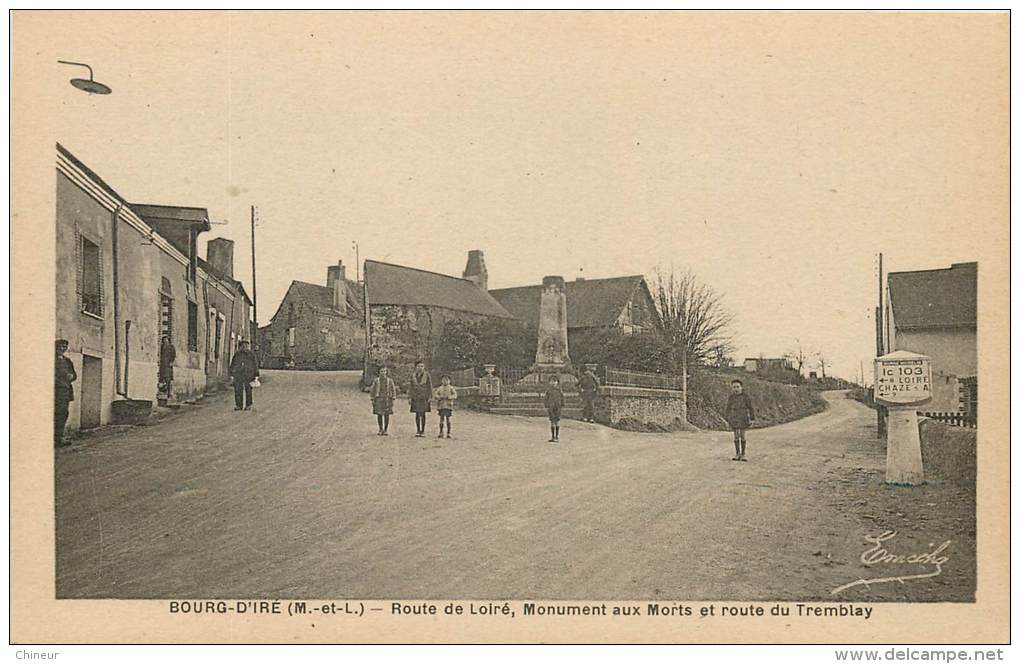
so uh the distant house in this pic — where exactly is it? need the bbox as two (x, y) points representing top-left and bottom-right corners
(744, 357), (796, 374)
(259, 261), (365, 370)
(489, 275), (662, 339)
(365, 255), (514, 384)
(886, 262), (977, 415)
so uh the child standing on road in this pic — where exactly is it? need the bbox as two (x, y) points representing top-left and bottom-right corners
(544, 375), (565, 443)
(370, 366), (397, 436)
(408, 360), (434, 438)
(433, 375), (458, 439)
(725, 379), (756, 461)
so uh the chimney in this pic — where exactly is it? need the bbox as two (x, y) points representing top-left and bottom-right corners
(206, 238), (235, 279)
(327, 261), (347, 315)
(462, 249), (488, 291)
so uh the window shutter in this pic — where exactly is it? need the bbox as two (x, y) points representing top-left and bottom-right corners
(75, 230), (83, 302)
(97, 244), (105, 316)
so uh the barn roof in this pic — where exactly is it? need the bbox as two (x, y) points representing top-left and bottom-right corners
(490, 275), (649, 328)
(888, 262), (977, 330)
(364, 260), (513, 318)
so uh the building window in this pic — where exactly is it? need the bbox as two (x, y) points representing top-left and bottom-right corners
(77, 234), (104, 317)
(214, 315), (224, 360)
(208, 309), (217, 358)
(188, 301), (199, 351)
(160, 295), (174, 343)
(287, 326), (296, 347)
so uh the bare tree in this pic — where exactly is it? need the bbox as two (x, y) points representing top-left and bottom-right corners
(710, 343), (733, 368)
(816, 352), (828, 378)
(786, 341), (806, 375)
(653, 268), (736, 368)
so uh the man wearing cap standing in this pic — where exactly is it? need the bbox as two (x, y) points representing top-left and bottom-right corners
(54, 339), (77, 447)
(228, 340), (260, 411)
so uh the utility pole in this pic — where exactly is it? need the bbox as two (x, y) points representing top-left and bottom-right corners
(251, 205), (258, 351)
(352, 241), (360, 282)
(877, 253), (884, 355)
(876, 252), (886, 437)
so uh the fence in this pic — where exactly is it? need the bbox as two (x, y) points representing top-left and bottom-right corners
(603, 367), (682, 391)
(498, 367), (531, 386)
(920, 411), (977, 429)
(446, 367), (477, 388)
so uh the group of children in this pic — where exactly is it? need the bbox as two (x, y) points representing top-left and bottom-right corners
(367, 363), (569, 443)
(368, 364), (757, 457)
(369, 361), (458, 439)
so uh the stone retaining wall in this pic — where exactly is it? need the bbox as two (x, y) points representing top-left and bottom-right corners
(596, 385), (687, 427)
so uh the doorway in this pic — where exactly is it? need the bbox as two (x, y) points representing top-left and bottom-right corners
(79, 355), (103, 429)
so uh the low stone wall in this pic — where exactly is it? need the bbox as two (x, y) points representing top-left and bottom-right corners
(458, 382), (690, 430)
(919, 419), (976, 485)
(596, 386), (688, 429)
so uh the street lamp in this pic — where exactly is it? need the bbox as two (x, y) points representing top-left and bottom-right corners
(57, 60), (111, 95)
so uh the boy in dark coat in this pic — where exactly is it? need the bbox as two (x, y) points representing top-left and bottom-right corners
(54, 339), (77, 447)
(407, 360), (433, 437)
(228, 340), (260, 411)
(544, 375), (565, 443)
(725, 379), (755, 461)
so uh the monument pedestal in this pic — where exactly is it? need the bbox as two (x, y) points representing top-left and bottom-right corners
(521, 275), (577, 391)
(521, 363), (578, 391)
(885, 406), (924, 485)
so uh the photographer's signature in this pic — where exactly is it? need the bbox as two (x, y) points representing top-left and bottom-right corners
(830, 530), (951, 595)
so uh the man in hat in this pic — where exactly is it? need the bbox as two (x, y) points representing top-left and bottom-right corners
(228, 340), (260, 411)
(54, 339), (77, 447)
(578, 365), (600, 423)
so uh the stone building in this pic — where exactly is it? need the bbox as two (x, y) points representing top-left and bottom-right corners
(885, 262), (977, 415)
(197, 238), (254, 389)
(489, 274), (662, 347)
(56, 143), (250, 430)
(131, 205), (254, 398)
(364, 256), (514, 385)
(259, 261), (365, 370)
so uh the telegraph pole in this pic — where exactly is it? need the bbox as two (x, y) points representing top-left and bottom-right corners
(877, 253), (884, 355)
(251, 205), (259, 350)
(876, 252), (886, 437)
(352, 241), (360, 282)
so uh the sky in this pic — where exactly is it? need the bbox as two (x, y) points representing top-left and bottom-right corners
(36, 10), (1008, 382)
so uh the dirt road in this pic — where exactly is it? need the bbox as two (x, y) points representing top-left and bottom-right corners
(55, 371), (974, 601)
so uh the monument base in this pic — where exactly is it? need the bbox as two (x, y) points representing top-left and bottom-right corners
(520, 362), (578, 391)
(885, 405), (925, 485)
